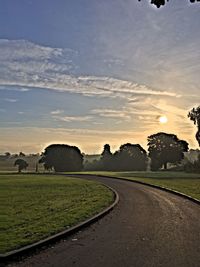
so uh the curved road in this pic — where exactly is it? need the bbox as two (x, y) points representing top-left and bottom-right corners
(9, 175), (200, 267)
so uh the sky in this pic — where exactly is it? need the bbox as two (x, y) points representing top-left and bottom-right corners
(0, 0), (200, 154)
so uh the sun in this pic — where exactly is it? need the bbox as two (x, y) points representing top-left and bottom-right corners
(159, 115), (168, 124)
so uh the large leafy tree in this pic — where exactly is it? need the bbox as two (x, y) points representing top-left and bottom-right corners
(138, 0), (199, 8)
(148, 132), (189, 170)
(14, 159), (28, 173)
(39, 144), (83, 172)
(114, 143), (148, 171)
(188, 106), (200, 146)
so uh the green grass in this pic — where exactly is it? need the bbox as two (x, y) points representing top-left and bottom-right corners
(0, 174), (114, 254)
(79, 171), (200, 201)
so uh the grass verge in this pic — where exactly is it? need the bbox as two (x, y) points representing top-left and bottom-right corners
(79, 171), (200, 201)
(0, 174), (114, 254)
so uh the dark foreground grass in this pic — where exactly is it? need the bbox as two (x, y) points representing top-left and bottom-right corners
(0, 174), (114, 254)
(81, 171), (200, 201)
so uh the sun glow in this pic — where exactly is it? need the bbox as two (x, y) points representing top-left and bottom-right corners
(159, 115), (168, 124)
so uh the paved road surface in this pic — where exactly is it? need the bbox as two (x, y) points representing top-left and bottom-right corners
(8, 175), (200, 267)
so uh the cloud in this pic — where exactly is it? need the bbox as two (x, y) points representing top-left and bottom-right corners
(2, 122), (22, 125)
(0, 39), (181, 100)
(91, 108), (131, 120)
(0, 85), (30, 92)
(50, 109), (64, 115)
(4, 98), (18, 103)
(53, 115), (93, 122)
(18, 88), (30, 92)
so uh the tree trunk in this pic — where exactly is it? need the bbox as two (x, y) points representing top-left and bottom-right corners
(196, 130), (200, 147)
(164, 162), (167, 170)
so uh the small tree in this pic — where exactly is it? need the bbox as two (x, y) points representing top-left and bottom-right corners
(188, 106), (200, 147)
(14, 159), (28, 173)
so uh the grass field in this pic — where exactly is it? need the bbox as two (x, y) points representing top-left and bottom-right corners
(0, 156), (43, 172)
(80, 171), (200, 201)
(0, 174), (114, 254)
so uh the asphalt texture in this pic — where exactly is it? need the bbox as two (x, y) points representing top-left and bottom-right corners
(7, 175), (200, 267)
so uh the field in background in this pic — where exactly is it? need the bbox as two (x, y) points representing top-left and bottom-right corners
(0, 155), (42, 172)
(80, 171), (200, 201)
(0, 154), (101, 173)
(0, 174), (113, 253)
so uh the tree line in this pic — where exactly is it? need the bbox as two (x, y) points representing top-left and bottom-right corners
(84, 132), (189, 172)
(14, 106), (200, 173)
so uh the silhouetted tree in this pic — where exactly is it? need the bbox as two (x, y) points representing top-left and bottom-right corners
(40, 144), (83, 172)
(188, 106), (200, 147)
(84, 143), (148, 171)
(5, 152), (11, 158)
(101, 144), (112, 158)
(101, 144), (113, 170)
(14, 159), (28, 173)
(114, 143), (148, 171)
(148, 132), (189, 171)
(138, 0), (199, 8)
(19, 152), (25, 157)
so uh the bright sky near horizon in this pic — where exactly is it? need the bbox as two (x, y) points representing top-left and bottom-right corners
(0, 0), (199, 154)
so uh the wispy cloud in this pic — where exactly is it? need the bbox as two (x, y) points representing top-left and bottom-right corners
(91, 108), (131, 121)
(4, 98), (18, 103)
(53, 115), (93, 122)
(50, 109), (64, 115)
(0, 39), (181, 100)
(18, 88), (30, 92)
(0, 85), (30, 92)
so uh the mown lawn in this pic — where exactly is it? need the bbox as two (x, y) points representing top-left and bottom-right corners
(0, 174), (114, 254)
(81, 171), (200, 201)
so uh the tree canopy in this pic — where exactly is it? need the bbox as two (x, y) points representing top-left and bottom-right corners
(39, 144), (83, 172)
(138, 0), (200, 8)
(188, 106), (200, 147)
(148, 132), (189, 170)
(114, 143), (148, 171)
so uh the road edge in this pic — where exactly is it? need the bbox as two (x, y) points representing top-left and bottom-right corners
(0, 183), (119, 263)
(88, 174), (200, 205)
